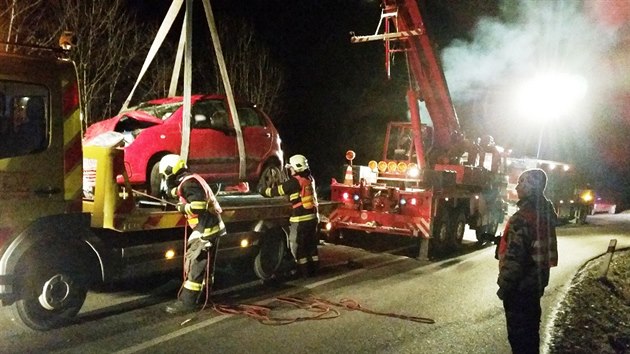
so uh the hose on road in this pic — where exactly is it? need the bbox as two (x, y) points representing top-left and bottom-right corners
(208, 296), (435, 325)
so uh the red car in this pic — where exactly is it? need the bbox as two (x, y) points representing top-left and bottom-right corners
(84, 94), (284, 194)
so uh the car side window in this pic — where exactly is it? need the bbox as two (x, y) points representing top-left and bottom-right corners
(237, 107), (266, 127)
(192, 99), (229, 129)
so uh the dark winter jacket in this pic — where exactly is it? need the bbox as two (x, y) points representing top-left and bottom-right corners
(497, 195), (558, 297)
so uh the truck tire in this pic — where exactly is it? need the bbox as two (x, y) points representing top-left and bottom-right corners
(10, 248), (89, 331)
(430, 212), (450, 256)
(475, 222), (498, 245)
(448, 210), (467, 250)
(254, 227), (287, 280)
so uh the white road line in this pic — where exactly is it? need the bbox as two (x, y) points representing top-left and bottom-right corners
(114, 252), (409, 354)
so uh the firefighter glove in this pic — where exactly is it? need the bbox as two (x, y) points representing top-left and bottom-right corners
(176, 202), (186, 213)
(188, 230), (203, 245)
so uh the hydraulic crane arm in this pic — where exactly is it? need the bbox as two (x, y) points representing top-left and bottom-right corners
(352, 0), (462, 163)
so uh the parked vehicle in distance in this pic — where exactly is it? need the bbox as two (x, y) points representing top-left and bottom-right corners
(84, 94), (284, 194)
(592, 197), (617, 214)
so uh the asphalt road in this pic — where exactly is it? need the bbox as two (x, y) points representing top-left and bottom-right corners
(0, 213), (628, 354)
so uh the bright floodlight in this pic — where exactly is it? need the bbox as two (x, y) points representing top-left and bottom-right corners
(515, 73), (588, 121)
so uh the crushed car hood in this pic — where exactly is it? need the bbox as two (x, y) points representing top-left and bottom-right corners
(84, 111), (164, 141)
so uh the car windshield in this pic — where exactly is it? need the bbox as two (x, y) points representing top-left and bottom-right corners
(131, 101), (183, 120)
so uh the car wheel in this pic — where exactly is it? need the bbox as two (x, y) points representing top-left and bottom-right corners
(149, 161), (162, 197)
(256, 164), (285, 192)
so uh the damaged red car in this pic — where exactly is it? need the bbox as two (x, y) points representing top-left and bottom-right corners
(84, 94), (284, 194)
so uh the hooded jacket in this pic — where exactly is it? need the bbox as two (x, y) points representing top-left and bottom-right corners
(497, 195), (558, 296)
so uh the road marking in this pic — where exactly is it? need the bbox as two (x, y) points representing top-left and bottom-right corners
(114, 252), (409, 354)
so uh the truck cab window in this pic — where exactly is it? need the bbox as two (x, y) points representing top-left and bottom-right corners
(0, 81), (48, 158)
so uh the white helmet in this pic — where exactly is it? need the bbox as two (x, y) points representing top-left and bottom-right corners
(287, 154), (309, 172)
(159, 154), (187, 177)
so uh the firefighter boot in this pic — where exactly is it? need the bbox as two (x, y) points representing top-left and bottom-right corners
(164, 288), (199, 315)
(307, 261), (319, 277)
(297, 263), (309, 279)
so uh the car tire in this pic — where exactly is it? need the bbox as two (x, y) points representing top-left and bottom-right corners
(256, 163), (285, 192)
(149, 161), (162, 197)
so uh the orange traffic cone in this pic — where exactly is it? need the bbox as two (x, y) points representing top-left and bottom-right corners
(343, 165), (353, 186)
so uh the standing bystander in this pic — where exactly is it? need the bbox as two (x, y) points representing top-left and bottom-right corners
(496, 168), (558, 354)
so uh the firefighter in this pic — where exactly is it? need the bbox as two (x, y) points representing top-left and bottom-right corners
(260, 154), (319, 278)
(159, 154), (226, 315)
(496, 168), (558, 354)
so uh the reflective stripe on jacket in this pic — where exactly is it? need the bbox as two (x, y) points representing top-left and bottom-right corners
(262, 174), (319, 223)
(177, 173), (225, 237)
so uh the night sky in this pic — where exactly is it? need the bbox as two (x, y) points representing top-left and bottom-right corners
(131, 0), (630, 208)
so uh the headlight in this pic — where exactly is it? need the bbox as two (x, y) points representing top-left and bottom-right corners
(407, 163), (420, 178)
(581, 191), (593, 202)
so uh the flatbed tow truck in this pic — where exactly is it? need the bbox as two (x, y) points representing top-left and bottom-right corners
(0, 40), (336, 330)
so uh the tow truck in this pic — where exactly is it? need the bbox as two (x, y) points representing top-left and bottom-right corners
(325, 0), (508, 258)
(0, 27), (336, 331)
(505, 156), (594, 224)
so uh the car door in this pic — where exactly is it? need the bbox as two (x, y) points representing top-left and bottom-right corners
(238, 106), (275, 179)
(188, 99), (238, 182)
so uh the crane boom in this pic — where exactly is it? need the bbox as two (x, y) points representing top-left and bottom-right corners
(353, 0), (462, 164)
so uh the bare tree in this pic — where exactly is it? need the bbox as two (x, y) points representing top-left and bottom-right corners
(0, 0), (43, 44)
(195, 19), (285, 118)
(0, 0), (155, 127)
(41, 0), (156, 125)
(1, 1), (285, 125)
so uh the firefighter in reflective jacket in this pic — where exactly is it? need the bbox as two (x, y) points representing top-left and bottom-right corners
(159, 154), (226, 315)
(260, 154), (319, 277)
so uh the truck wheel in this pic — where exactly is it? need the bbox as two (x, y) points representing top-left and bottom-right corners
(10, 250), (89, 330)
(448, 211), (466, 250)
(475, 222), (498, 245)
(256, 164), (284, 192)
(430, 213), (450, 256)
(576, 207), (587, 224)
(254, 227), (287, 280)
